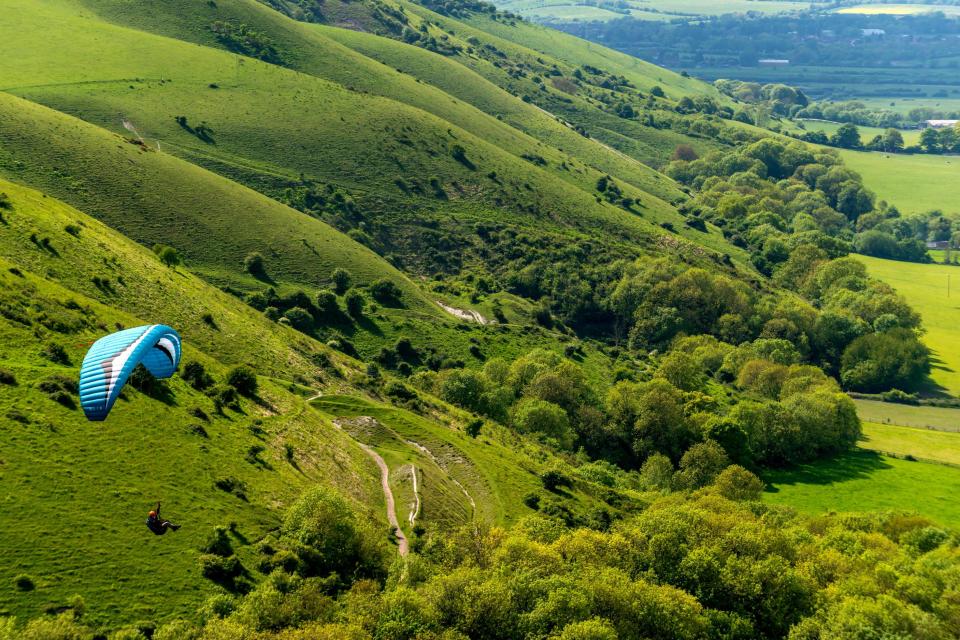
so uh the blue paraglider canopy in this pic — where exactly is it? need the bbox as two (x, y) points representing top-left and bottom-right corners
(79, 325), (182, 421)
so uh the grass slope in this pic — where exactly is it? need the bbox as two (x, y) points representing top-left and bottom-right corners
(861, 421), (960, 465)
(855, 255), (960, 396)
(855, 398), (960, 432)
(0, 179), (385, 626)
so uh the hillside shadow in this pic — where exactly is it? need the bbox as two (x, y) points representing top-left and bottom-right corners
(763, 449), (893, 493)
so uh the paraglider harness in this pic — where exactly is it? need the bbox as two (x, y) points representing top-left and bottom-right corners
(146, 502), (179, 535)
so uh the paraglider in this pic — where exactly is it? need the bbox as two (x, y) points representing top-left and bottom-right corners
(79, 324), (181, 421)
(146, 502), (181, 535)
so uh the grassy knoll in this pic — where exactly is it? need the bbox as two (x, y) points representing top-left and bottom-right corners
(764, 449), (960, 528)
(861, 421), (960, 464)
(837, 149), (960, 215)
(855, 398), (960, 432)
(855, 255), (960, 396)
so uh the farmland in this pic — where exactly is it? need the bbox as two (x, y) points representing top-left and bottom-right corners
(835, 3), (960, 16)
(498, 0), (813, 23)
(856, 399), (960, 432)
(837, 149), (960, 215)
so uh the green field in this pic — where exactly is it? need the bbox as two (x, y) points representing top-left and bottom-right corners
(861, 421), (960, 463)
(765, 449), (960, 527)
(837, 149), (960, 215)
(855, 255), (960, 396)
(836, 3), (960, 15)
(856, 96), (960, 115)
(856, 398), (960, 431)
(797, 119), (922, 146)
(501, 0), (813, 22)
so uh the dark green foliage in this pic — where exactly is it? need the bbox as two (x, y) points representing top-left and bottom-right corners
(369, 279), (403, 305)
(331, 268), (352, 295)
(226, 366), (258, 397)
(152, 243), (181, 268)
(243, 252), (267, 279)
(315, 289), (338, 316)
(182, 361), (214, 391)
(210, 20), (282, 63)
(541, 469), (571, 492)
(345, 290), (365, 318)
(0, 368), (16, 385)
(283, 306), (314, 332)
(38, 375), (78, 410)
(40, 341), (70, 365)
(465, 418), (483, 438)
(841, 328), (931, 392)
(522, 492), (541, 510)
(14, 574), (34, 591)
(214, 476), (248, 501)
(201, 526), (234, 557)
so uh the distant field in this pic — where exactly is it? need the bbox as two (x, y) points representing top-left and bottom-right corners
(835, 3), (960, 15)
(836, 150), (960, 214)
(798, 119), (921, 146)
(764, 449), (960, 527)
(812, 120), (921, 145)
(502, 0), (812, 22)
(856, 399), (960, 431)
(856, 96), (960, 115)
(856, 255), (960, 396)
(861, 421), (960, 463)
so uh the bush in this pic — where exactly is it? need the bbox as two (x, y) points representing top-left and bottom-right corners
(523, 493), (541, 510)
(244, 252), (267, 278)
(214, 476), (248, 501)
(512, 398), (574, 449)
(198, 553), (242, 582)
(332, 268), (352, 295)
(284, 307), (314, 333)
(465, 418), (483, 438)
(369, 279), (403, 305)
(0, 368), (16, 385)
(182, 361), (214, 391)
(14, 573), (35, 591)
(639, 453), (674, 490)
(201, 526), (234, 557)
(345, 291), (365, 318)
(712, 465), (764, 501)
(841, 329), (930, 392)
(674, 441), (730, 490)
(226, 366), (258, 397)
(882, 388), (919, 405)
(540, 469), (571, 492)
(153, 244), (181, 268)
(315, 290), (338, 316)
(41, 342), (71, 365)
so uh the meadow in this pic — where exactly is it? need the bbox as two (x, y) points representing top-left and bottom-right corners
(797, 119), (922, 146)
(855, 255), (960, 396)
(836, 149), (960, 215)
(835, 3), (960, 15)
(500, 0), (813, 22)
(860, 421), (960, 463)
(764, 449), (960, 528)
(856, 399), (960, 431)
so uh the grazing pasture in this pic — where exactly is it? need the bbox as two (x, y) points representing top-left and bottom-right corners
(838, 149), (960, 215)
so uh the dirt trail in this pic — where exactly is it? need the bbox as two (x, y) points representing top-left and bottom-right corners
(408, 465), (421, 527)
(436, 301), (488, 324)
(406, 439), (476, 513)
(359, 443), (408, 557)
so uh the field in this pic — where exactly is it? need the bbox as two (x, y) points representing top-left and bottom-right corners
(856, 399), (960, 431)
(764, 449), (960, 527)
(855, 255), (960, 396)
(835, 3), (960, 15)
(499, 0), (813, 22)
(856, 96), (960, 115)
(796, 119), (922, 146)
(836, 149), (960, 215)
(860, 421), (960, 463)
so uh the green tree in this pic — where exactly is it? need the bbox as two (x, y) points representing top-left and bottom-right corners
(153, 244), (181, 268)
(881, 128), (904, 152)
(830, 123), (861, 149)
(841, 328), (930, 392)
(512, 398), (574, 449)
(345, 291), (365, 318)
(331, 268), (352, 295)
(226, 365), (258, 397)
(712, 465), (764, 501)
(673, 440), (729, 490)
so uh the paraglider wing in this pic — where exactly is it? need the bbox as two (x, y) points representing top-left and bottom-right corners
(79, 325), (182, 421)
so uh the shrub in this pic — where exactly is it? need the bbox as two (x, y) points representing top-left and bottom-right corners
(201, 526), (234, 557)
(315, 290), (338, 316)
(0, 368), (16, 385)
(674, 441), (729, 490)
(841, 329), (930, 392)
(345, 291), (365, 318)
(153, 244), (181, 268)
(639, 453), (674, 490)
(713, 465), (764, 501)
(465, 418), (483, 438)
(369, 279), (403, 305)
(244, 252), (267, 278)
(214, 476), (248, 501)
(540, 469), (571, 492)
(198, 553), (242, 582)
(64, 224), (80, 237)
(332, 268), (352, 295)
(283, 307), (314, 333)
(41, 342), (71, 365)
(512, 398), (574, 449)
(14, 573), (35, 591)
(384, 381), (417, 401)
(523, 493), (541, 510)
(182, 361), (214, 391)
(226, 366), (258, 397)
